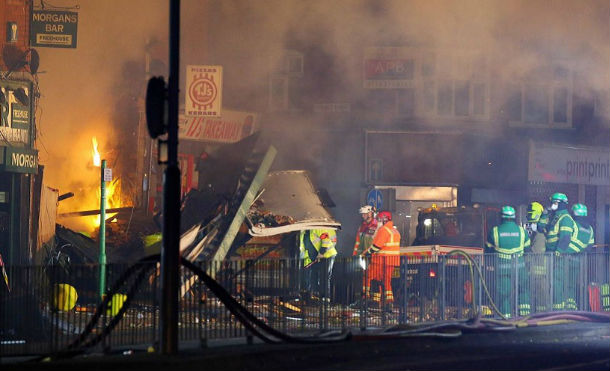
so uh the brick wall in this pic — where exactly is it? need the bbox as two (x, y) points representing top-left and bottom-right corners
(0, 0), (31, 70)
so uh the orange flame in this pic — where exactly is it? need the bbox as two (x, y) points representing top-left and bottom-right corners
(88, 136), (122, 229)
(90, 178), (121, 228)
(92, 137), (101, 167)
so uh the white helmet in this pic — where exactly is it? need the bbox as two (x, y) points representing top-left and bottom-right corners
(359, 205), (373, 214)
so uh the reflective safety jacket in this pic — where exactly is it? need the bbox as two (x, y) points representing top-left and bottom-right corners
(538, 210), (552, 234)
(546, 210), (575, 252)
(486, 221), (530, 259)
(371, 221), (400, 255)
(299, 229), (338, 266)
(564, 220), (594, 254)
(353, 218), (378, 256)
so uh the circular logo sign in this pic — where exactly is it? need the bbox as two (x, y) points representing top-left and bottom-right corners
(189, 73), (217, 109)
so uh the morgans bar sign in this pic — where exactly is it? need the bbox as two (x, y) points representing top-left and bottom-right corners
(2, 147), (38, 174)
(31, 10), (78, 48)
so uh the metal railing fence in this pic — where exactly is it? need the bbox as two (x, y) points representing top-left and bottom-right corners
(1, 251), (608, 356)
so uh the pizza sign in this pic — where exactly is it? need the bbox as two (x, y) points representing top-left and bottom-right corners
(185, 65), (223, 117)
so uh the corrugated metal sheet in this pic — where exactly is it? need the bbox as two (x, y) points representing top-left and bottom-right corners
(248, 170), (340, 236)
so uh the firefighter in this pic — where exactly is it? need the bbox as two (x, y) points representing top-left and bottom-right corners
(544, 193), (576, 310)
(364, 211), (400, 312)
(299, 229), (337, 299)
(486, 206), (531, 317)
(525, 202), (546, 253)
(524, 201), (548, 312)
(353, 205), (378, 256)
(560, 203), (595, 310)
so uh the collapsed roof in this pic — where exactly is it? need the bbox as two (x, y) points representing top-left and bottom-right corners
(247, 170), (341, 237)
(48, 133), (340, 264)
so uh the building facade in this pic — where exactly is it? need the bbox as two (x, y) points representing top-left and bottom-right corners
(0, 0), (39, 264)
(181, 2), (610, 254)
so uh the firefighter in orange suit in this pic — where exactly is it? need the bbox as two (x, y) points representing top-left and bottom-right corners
(365, 211), (401, 311)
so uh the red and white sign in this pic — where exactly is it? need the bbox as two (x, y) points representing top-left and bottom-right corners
(363, 47), (416, 89)
(179, 110), (258, 143)
(185, 65), (223, 117)
(529, 141), (610, 186)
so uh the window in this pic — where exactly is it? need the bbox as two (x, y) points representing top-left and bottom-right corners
(454, 81), (470, 116)
(419, 52), (489, 119)
(553, 87), (568, 123)
(508, 65), (573, 128)
(472, 83), (486, 115)
(269, 76), (287, 111)
(422, 80), (435, 113)
(268, 50), (304, 111)
(277, 50), (303, 76)
(524, 85), (549, 124)
(269, 76), (302, 112)
(397, 89), (415, 116)
(364, 90), (396, 113)
(437, 81), (453, 115)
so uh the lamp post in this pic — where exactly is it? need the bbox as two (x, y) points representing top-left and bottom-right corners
(160, 0), (181, 355)
(99, 159), (107, 299)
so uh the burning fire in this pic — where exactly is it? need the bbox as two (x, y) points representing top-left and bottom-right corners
(90, 177), (121, 228)
(92, 137), (101, 167)
(87, 136), (123, 230)
(57, 134), (134, 235)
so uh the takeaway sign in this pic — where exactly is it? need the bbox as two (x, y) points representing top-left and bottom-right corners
(178, 110), (257, 143)
(31, 10), (78, 48)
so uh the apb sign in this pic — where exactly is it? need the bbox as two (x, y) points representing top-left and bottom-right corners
(363, 47), (416, 89)
(31, 10), (78, 48)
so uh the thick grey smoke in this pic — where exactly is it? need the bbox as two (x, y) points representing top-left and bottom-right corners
(34, 0), (609, 231)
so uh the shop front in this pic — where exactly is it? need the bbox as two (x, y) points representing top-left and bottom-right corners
(527, 141), (610, 247)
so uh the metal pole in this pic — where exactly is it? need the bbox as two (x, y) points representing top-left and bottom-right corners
(99, 159), (107, 299)
(160, 0), (181, 355)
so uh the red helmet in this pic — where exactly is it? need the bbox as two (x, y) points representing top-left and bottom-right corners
(377, 211), (392, 221)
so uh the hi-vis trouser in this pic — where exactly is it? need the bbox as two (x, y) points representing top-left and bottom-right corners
(495, 253), (530, 317)
(602, 283), (610, 311)
(366, 252), (399, 304)
(527, 253), (549, 312)
(553, 253), (585, 310)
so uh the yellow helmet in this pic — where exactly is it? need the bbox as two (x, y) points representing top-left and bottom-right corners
(527, 202), (544, 223)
